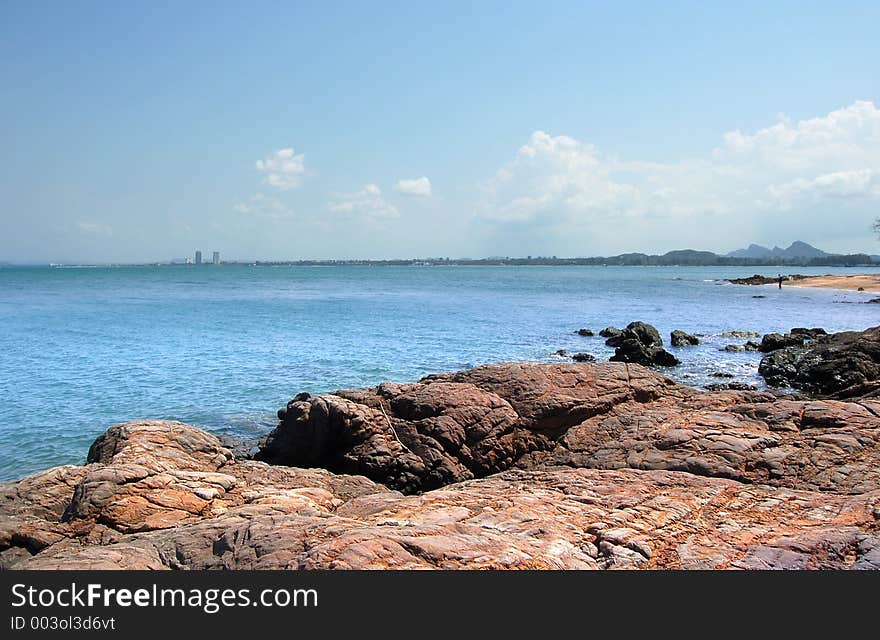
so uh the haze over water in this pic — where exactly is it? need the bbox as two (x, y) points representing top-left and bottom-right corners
(1, 264), (877, 481)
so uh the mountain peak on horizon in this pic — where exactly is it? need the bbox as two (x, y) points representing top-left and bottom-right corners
(726, 241), (828, 259)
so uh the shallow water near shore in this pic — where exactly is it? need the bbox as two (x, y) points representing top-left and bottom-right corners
(1, 264), (877, 481)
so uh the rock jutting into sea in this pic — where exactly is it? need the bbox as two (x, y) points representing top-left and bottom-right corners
(759, 332), (806, 352)
(703, 382), (758, 392)
(719, 330), (761, 338)
(722, 341), (761, 353)
(670, 330), (699, 346)
(759, 325), (880, 398)
(3, 354), (879, 570)
(727, 274), (810, 286)
(606, 321), (680, 367)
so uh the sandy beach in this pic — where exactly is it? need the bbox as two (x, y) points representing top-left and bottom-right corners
(787, 273), (880, 293)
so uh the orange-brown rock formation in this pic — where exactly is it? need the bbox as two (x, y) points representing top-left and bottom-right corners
(2, 363), (878, 570)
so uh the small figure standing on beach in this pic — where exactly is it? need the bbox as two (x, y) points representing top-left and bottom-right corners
(778, 274), (783, 289)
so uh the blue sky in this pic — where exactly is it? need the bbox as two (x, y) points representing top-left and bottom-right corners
(2, 1), (879, 262)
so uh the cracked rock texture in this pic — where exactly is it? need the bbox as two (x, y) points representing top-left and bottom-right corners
(261, 362), (880, 495)
(2, 361), (879, 570)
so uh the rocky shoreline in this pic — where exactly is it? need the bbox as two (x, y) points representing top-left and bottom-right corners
(728, 274), (810, 286)
(728, 272), (880, 293)
(2, 326), (879, 570)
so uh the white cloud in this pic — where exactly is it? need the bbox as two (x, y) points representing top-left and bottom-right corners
(394, 176), (432, 197)
(233, 193), (294, 219)
(768, 168), (880, 208)
(255, 148), (305, 190)
(329, 184), (399, 220)
(76, 221), (113, 236)
(716, 100), (880, 171)
(480, 131), (641, 224)
(479, 101), (880, 247)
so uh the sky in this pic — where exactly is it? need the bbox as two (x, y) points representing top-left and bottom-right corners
(1, 1), (879, 263)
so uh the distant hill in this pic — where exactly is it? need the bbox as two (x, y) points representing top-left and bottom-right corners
(651, 250), (720, 266)
(728, 243), (772, 258)
(727, 241), (828, 259)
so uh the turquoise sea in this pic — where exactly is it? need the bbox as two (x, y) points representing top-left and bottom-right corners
(1, 264), (877, 481)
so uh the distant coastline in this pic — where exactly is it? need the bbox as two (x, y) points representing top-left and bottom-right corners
(10, 250), (880, 269)
(781, 273), (880, 293)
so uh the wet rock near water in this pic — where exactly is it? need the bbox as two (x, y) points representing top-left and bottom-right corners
(604, 335), (624, 347)
(720, 330), (761, 338)
(790, 327), (827, 339)
(607, 322), (680, 367)
(217, 435), (266, 460)
(720, 338), (762, 352)
(759, 332), (806, 353)
(759, 326), (880, 397)
(728, 275), (781, 286)
(759, 328), (826, 353)
(576, 329), (594, 337)
(670, 330), (699, 347)
(599, 326), (622, 339)
(703, 382), (758, 392)
(555, 349), (595, 363)
(728, 274), (809, 286)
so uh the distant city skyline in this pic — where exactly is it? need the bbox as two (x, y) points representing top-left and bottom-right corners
(1, 2), (879, 263)
(4, 239), (874, 267)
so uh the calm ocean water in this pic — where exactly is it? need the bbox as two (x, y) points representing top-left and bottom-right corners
(1, 264), (877, 481)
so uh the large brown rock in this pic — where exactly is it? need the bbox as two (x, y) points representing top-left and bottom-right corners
(259, 382), (529, 493)
(260, 362), (880, 495)
(3, 363), (880, 570)
(259, 363), (675, 492)
(0, 420), (388, 568)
